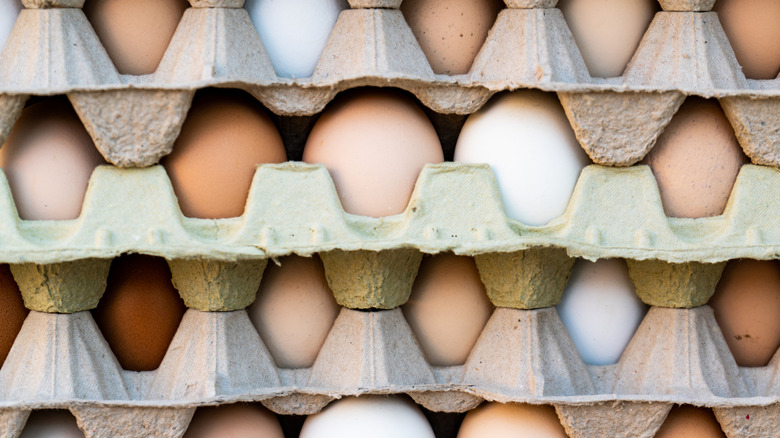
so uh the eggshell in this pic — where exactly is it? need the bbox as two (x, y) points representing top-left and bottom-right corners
(402, 254), (493, 366)
(714, 0), (780, 79)
(558, 0), (657, 78)
(184, 403), (284, 438)
(19, 410), (84, 438)
(556, 259), (647, 365)
(641, 98), (748, 219)
(83, 0), (188, 75)
(245, 0), (348, 78)
(92, 255), (186, 371)
(457, 403), (568, 438)
(454, 91), (590, 226)
(0, 263), (28, 367)
(300, 396), (435, 438)
(401, 0), (504, 75)
(709, 259), (780, 367)
(0, 0), (21, 55)
(0, 98), (106, 221)
(248, 255), (340, 369)
(162, 88), (287, 219)
(303, 89), (444, 218)
(654, 405), (726, 438)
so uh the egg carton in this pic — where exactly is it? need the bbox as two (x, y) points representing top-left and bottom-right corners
(0, 295), (776, 437)
(0, 0), (777, 168)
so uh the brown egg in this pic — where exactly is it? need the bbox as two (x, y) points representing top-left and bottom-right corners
(83, 0), (188, 75)
(655, 405), (726, 438)
(248, 255), (340, 369)
(184, 403), (284, 438)
(92, 255), (186, 371)
(0, 264), (28, 367)
(714, 0), (780, 79)
(401, 0), (503, 75)
(709, 260), (780, 367)
(303, 89), (444, 217)
(162, 88), (287, 219)
(558, 0), (658, 78)
(402, 254), (493, 366)
(0, 97), (106, 221)
(457, 403), (568, 438)
(641, 98), (748, 218)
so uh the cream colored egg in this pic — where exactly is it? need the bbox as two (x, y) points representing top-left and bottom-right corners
(558, 0), (658, 78)
(401, 0), (504, 75)
(402, 254), (493, 366)
(248, 255), (340, 369)
(0, 98), (106, 221)
(457, 403), (568, 438)
(20, 410), (84, 438)
(454, 91), (590, 226)
(642, 98), (748, 219)
(162, 88), (287, 219)
(556, 259), (647, 365)
(184, 403), (284, 438)
(715, 0), (780, 79)
(300, 396), (435, 438)
(303, 89), (444, 218)
(654, 405), (726, 438)
(710, 260), (780, 367)
(0, 0), (21, 55)
(84, 0), (188, 75)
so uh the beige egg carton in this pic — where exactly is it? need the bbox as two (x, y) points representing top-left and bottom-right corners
(0, 0), (778, 168)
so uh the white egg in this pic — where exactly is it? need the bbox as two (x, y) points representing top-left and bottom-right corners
(300, 396), (435, 438)
(245, 0), (348, 78)
(0, 0), (21, 55)
(20, 410), (84, 438)
(454, 91), (590, 226)
(556, 259), (647, 365)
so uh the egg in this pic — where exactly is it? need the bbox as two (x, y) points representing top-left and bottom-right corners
(248, 255), (340, 369)
(162, 88), (287, 219)
(83, 0), (188, 75)
(714, 0), (780, 79)
(402, 254), (493, 366)
(0, 97), (106, 221)
(300, 396), (435, 438)
(400, 0), (504, 75)
(245, 0), (348, 78)
(92, 255), (186, 371)
(303, 89), (444, 218)
(457, 403), (568, 438)
(556, 259), (647, 365)
(0, 263), (28, 367)
(654, 405), (726, 438)
(184, 403), (284, 438)
(558, 0), (658, 78)
(19, 410), (84, 438)
(454, 91), (590, 226)
(0, 0), (21, 55)
(641, 98), (748, 219)
(709, 260), (780, 367)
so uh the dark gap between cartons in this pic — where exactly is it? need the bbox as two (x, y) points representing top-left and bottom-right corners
(421, 407), (467, 438)
(276, 414), (306, 438)
(422, 109), (468, 162)
(271, 114), (321, 162)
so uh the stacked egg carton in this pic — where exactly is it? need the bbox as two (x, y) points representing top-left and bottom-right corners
(0, 0), (778, 437)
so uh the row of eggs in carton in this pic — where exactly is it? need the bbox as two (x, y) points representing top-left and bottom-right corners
(0, 0), (779, 169)
(0, 86), (759, 224)
(0, 0), (778, 83)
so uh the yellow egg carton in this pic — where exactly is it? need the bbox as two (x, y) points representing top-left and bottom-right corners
(0, 0), (778, 167)
(0, 163), (773, 437)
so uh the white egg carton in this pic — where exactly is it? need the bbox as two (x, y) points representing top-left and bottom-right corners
(0, 0), (777, 167)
